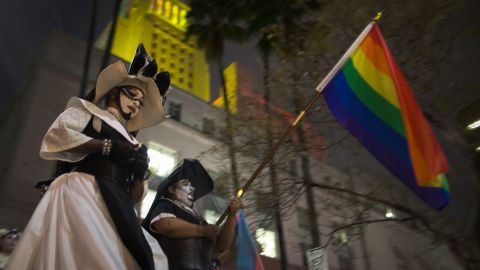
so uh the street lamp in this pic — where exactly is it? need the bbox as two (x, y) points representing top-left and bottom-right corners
(385, 208), (396, 219)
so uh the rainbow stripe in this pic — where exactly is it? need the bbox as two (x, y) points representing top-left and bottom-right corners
(321, 24), (450, 209)
(236, 211), (265, 270)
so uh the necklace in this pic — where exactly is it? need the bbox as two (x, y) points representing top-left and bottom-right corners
(106, 107), (127, 127)
(163, 198), (203, 220)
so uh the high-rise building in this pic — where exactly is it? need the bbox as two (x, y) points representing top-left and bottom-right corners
(100, 0), (211, 101)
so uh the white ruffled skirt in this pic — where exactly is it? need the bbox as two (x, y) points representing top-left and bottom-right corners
(6, 172), (167, 270)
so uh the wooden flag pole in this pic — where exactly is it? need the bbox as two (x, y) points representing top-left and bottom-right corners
(215, 89), (324, 226)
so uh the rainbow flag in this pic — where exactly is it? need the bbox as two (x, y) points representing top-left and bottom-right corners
(319, 22), (450, 209)
(236, 210), (265, 270)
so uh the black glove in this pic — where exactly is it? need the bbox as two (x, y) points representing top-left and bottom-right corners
(130, 144), (150, 180)
(110, 139), (136, 165)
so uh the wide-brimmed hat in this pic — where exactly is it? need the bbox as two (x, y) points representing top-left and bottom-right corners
(86, 43), (171, 131)
(156, 159), (214, 201)
(95, 61), (164, 131)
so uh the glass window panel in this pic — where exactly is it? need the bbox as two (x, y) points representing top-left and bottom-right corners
(147, 144), (176, 178)
(256, 228), (278, 258)
(140, 188), (157, 218)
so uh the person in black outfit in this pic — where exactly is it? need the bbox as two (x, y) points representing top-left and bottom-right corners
(7, 44), (170, 270)
(143, 159), (241, 270)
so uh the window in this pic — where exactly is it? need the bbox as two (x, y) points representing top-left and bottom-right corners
(147, 142), (176, 178)
(289, 158), (299, 177)
(164, 1), (171, 17)
(140, 143), (177, 218)
(155, 0), (164, 15)
(332, 225), (353, 270)
(299, 243), (310, 267)
(140, 188), (157, 218)
(202, 117), (216, 135)
(297, 207), (311, 232)
(172, 5), (179, 24)
(179, 10), (187, 26)
(168, 102), (182, 121)
(204, 209), (220, 224)
(385, 208), (396, 218)
(256, 228), (278, 258)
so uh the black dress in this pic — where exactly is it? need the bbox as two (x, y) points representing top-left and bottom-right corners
(145, 198), (213, 270)
(74, 117), (155, 270)
(7, 100), (157, 270)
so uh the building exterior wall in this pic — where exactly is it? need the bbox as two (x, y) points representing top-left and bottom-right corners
(108, 0), (211, 101)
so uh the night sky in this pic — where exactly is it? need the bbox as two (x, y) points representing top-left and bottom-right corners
(0, 0), (115, 109)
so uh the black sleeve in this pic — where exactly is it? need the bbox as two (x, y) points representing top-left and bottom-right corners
(150, 200), (177, 219)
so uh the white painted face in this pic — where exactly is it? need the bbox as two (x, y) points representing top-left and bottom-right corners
(119, 86), (145, 119)
(173, 179), (195, 207)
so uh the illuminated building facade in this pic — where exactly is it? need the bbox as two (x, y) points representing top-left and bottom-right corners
(107, 0), (211, 101)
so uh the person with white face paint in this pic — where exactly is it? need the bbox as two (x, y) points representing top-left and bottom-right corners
(143, 159), (241, 270)
(7, 44), (171, 270)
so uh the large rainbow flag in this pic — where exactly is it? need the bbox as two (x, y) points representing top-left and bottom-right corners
(319, 22), (450, 209)
(236, 210), (265, 270)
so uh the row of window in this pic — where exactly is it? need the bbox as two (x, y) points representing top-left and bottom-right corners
(149, 0), (188, 29)
(150, 33), (195, 90)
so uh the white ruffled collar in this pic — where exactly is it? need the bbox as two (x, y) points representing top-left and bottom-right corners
(66, 97), (139, 145)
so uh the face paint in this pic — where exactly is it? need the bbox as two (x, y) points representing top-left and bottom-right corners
(173, 179), (195, 207)
(116, 86), (145, 120)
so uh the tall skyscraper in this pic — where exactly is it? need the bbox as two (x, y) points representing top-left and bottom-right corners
(100, 0), (211, 101)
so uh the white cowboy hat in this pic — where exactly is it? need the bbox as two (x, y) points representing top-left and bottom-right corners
(94, 60), (165, 131)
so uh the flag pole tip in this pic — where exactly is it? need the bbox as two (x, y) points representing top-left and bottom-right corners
(373, 11), (383, 22)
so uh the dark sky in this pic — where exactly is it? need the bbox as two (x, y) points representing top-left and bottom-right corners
(0, 0), (115, 109)
(0, 0), (263, 107)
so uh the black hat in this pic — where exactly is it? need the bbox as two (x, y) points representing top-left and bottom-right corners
(85, 43), (171, 112)
(142, 159), (214, 231)
(156, 159), (214, 201)
(129, 43), (171, 98)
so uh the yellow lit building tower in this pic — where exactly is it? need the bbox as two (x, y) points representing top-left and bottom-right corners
(106, 0), (211, 101)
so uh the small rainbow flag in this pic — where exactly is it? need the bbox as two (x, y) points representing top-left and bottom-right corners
(319, 22), (450, 209)
(236, 210), (265, 270)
